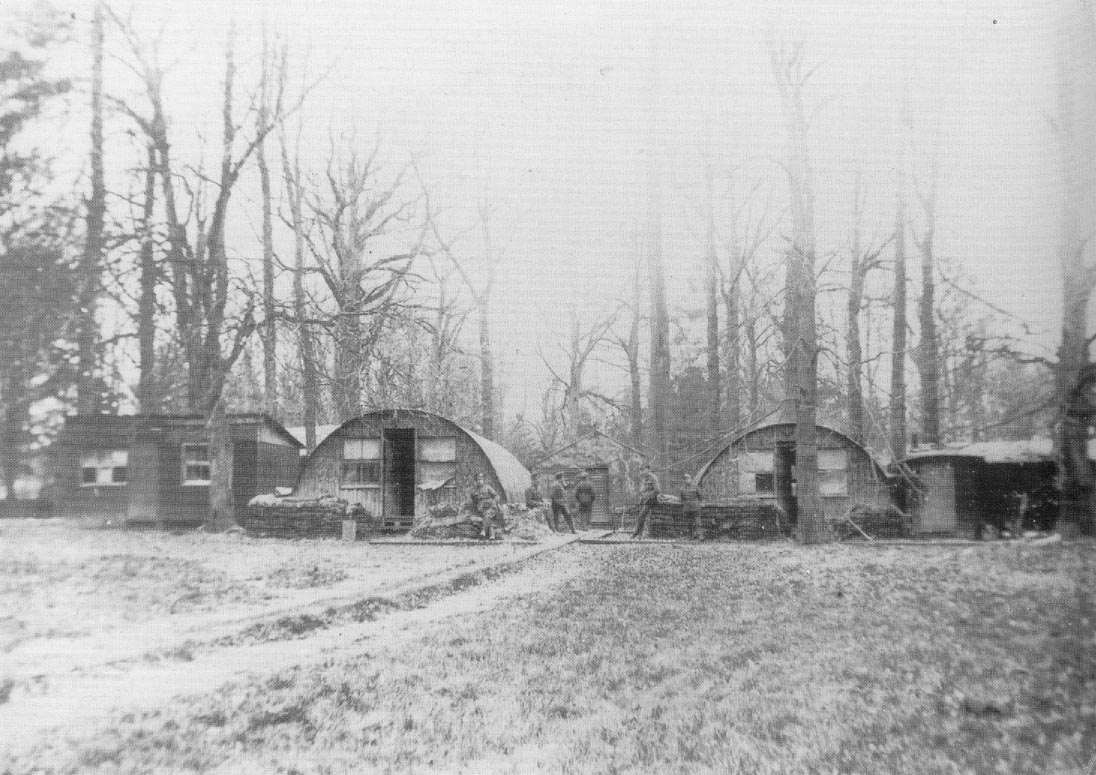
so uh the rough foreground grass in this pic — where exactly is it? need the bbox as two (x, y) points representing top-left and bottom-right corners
(6, 541), (1095, 775)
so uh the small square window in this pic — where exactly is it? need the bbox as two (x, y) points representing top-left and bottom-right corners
(754, 473), (775, 494)
(182, 443), (211, 485)
(81, 466), (98, 485)
(341, 459), (381, 487)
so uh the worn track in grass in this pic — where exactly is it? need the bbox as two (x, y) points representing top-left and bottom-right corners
(0, 534), (590, 758)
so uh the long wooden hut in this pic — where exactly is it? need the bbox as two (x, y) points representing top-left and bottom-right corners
(291, 409), (531, 528)
(50, 414), (302, 527)
(695, 420), (892, 523)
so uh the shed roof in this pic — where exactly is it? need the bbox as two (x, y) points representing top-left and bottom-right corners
(59, 413), (302, 448)
(904, 439), (1059, 465)
(533, 430), (649, 469)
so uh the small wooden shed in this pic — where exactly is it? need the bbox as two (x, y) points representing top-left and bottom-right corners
(291, 409), (531, 528)
(695, 420), (892, 523)
(532, 431), (648, 528)
(50, 413), (302, 527)
(903, 441), (1058, 538)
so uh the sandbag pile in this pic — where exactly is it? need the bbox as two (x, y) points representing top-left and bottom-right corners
(832, 503), (911, 540)
(647, 499), (789, 540)
(243, 494), (373, 539)
(407, 502), (555, 542)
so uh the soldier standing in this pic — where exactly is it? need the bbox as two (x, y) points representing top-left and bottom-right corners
(679, 473), (704, 540)
(573, 471), (596, 530)
(525, 473), (546, 510)
(549, 472), (577, 534)
(470, 472), (501, 540)
(631, 464), (661, 539)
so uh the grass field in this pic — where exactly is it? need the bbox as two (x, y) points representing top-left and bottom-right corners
(4, 537), (1093, 775)
(0, 518), (540, 680)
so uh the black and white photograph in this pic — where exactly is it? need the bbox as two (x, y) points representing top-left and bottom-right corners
(0, 0), (1094, 772)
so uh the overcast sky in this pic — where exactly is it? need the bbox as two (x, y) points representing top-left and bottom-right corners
(43, 0), (1096, 414)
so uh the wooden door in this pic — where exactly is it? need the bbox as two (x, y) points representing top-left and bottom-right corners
(915, 462), (955, 534)
(588, 467), (610, 526)
(383, 428), (416, 525)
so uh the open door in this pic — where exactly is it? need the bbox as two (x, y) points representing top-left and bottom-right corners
(383, 428), (416, 525)
(775, 443), (798, 524)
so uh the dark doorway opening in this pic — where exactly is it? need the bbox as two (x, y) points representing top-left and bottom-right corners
(384, 428), (416, 523)
(775, 443), (798, 524)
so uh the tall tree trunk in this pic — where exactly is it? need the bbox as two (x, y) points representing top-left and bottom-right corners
(479, 296), (495, 438)
(704, 168), (721, 431)
(1054, 1), (1096, 536)
(77, 1), (106, 414)
(846, 184), (866, 445)
(628, 242), (644, 447)
(334, 311), (363, 421)
(278, 108), (318, 450)
(207, 398), (235, 531)
(772, 45), (824, 543)
(724, 249), (742, 429)
(890, 193), (909, 461)
(745, 313), (759, 416)
(136, 145), (158, 412)
(847, 256), (866, 445)
(645, 28), (670, 467)
(917, 184), (941, 447)
(257, 23), (277, 417)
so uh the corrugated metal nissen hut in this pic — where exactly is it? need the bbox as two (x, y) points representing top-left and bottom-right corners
(291, 409), (531, 528)
(903, 440), (1059, 538)
(532, 430), (648, 528)
(695, 420), (892, 522)
(50, 413), (302, 526)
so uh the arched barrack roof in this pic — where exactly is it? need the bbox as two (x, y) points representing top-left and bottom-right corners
(694, 420), (889, 483)
(296, 409), (531, 502)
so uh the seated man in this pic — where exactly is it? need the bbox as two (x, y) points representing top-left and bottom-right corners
(470, 472), (502, 540)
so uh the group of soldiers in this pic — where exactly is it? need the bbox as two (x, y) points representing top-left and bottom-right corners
(469, 465), (705, 541)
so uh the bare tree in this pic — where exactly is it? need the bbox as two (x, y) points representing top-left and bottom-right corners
(257, 21), (278, 417)
(915, 160), (942, 447)
(76, 1), (106, 414)
(1053, 1), (1096, 535)
(297, 145), (424, 422)
(135, 144), (158, 411)
(425, 182), (510, 439)
(704, 163), (721, 431)
(540, 310), (617, 433)
(112, 15), (298, 528)
(278, 108), (319, 449)
(771, 43), (825, 543)
(890, 189), (909, 462)
(846, 176), (890, 445)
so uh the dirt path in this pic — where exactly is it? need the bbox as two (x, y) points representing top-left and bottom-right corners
(0, 541), (598, 760)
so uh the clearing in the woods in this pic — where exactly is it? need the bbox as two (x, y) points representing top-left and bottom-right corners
(0, 519), (1093, 775)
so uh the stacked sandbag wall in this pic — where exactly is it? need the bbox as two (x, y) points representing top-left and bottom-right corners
(243, 494), (373, 539)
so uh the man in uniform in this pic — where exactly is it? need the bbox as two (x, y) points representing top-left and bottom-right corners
(525, 472), (547, 509)
(470, 472), (501, 540)
(525, 472), (549, 528)
(573, 471), (596, 531)
(549, 472), (577, 534)
(631, 464), (661, 539)
(679, 472), (704, 540)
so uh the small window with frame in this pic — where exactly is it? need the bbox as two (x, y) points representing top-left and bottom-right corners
(342, 438), (381, 488)
(754, 472), (775, 494)
(182, 443), (211, 485)
(80, 450), (128, 487)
